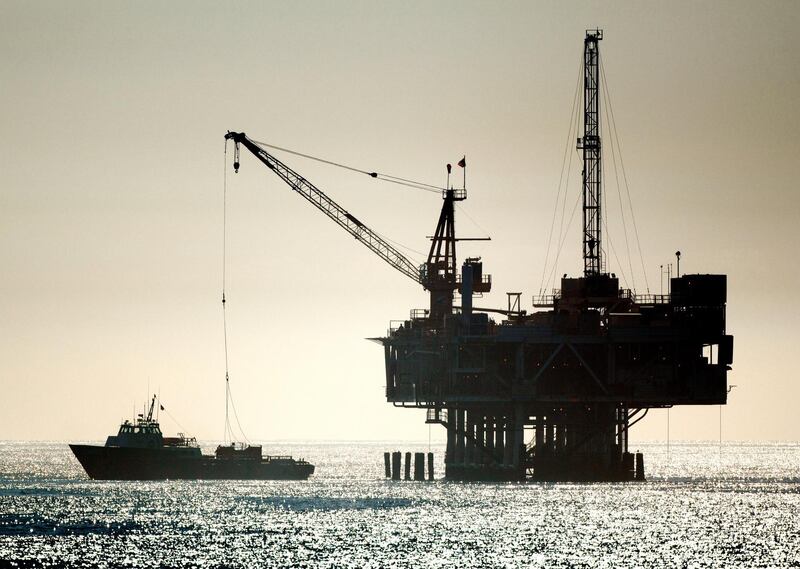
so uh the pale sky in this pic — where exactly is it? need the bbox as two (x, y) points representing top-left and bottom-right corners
(2, 1), (799, 442)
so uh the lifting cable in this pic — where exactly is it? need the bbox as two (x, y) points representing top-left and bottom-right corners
(226, 381), (250, 445)
(249, 138), (443, 195)
(222, 139), (250, 445)
(222, 140), (230, 443)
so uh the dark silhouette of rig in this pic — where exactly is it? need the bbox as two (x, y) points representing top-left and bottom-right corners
(380, 30), (732, 481)
(226, 30), (733, 482)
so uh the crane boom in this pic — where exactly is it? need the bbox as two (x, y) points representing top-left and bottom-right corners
(225, 131), (423, 285)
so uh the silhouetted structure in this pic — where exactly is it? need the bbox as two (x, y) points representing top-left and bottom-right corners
(71, 395), (314, 480)
(226, 30), (733, 482)
(380, 30), (733, 481)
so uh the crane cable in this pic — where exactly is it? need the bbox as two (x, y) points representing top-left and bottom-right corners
(246, 137), (497, 253)
(246, 137), (433, 264)
(373, 230), (427, 261)
(249, 138), (443, 194)
(222, 140), (230, 443)
(455, 203), (492, 241)
(222, 139), (250, 445)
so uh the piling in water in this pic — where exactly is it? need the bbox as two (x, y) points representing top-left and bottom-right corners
(623, 451), (634, 476)
(635, 452), (645, 481)
(391, 451), (401, 480)
(414, 453), (425, 480)
(386, 450), (435, 481)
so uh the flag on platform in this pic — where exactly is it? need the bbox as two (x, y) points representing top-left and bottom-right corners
(457, 156), (466, 168)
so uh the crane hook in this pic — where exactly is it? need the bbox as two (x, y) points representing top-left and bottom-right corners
(233, 142), (240, 173)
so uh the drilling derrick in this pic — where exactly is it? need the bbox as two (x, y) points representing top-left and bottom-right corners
(379, 30), (734, 482)
(579, 30), (603, 276)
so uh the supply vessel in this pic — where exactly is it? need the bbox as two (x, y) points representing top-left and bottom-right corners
(70, 395), (314, 480)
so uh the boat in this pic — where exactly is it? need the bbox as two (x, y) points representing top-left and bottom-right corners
(70, 395), (314, 480)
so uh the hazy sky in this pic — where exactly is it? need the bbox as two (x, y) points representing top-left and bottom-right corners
(2, 1), (799, 443)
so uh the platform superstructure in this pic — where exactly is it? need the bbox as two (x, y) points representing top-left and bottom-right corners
(380, 30), (732, 481)
(226, 30), (733, 482)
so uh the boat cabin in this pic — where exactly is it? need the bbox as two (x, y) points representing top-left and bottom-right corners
(105, 419), (164, 448)
(104, 395), (198, 453)
(215, 444), (262, 460)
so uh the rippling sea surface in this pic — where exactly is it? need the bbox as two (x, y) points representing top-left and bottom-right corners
(1, 441), (799, 568)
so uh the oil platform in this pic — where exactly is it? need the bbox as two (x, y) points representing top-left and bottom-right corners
(226, 30), (733, 482)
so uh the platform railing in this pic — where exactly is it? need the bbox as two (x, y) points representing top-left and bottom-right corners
(533, 289), (673, 308)
(410, 308), (430, 320)
(532, 292), (559, 307)
(630, 293), (671, 305)
(425, 407), (448, 424)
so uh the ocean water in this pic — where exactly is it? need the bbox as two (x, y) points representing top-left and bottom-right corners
(0, 441), (799, 568)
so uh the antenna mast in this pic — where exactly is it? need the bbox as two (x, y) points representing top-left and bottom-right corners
(577, 29), (603, 276)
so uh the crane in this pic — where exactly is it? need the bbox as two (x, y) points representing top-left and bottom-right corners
(225, 131), (421, 283)
(225, 131), (490, 325)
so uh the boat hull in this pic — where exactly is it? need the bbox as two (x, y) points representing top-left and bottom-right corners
(69, 444), (314, 481)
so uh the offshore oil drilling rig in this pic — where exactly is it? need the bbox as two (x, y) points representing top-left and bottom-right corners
(226, 30), (733, 482)
(381, 29), (733, 481)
